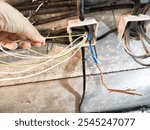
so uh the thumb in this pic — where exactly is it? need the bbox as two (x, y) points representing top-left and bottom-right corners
(19, 19), (45, 43)
(0, 1), (45, 43)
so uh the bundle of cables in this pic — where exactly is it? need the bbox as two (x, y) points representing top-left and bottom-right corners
(8, 0), (147, 31)
(0, 33), (87, 82)
(1, 0), (146, 45)
(123, 0), (150, 66)
(10, 0), (79, 26)
(87, 30), (142, 96)
(79, 27), (142, 112)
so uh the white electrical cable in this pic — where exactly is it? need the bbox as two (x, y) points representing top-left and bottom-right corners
(0, 43), (83, 82)
(0, 35), (85, 68)
(0, 35), (85, 59)
(0, 34), (87, 74)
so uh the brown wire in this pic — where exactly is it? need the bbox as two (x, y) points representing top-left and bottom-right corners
(96, 64), (142, 96)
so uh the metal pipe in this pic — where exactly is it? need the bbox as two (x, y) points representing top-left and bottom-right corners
(78, 0), (85, 21)
(16, 1), (77, 11)
(12, 0), (75, 6)
(21, 7), (76, 17)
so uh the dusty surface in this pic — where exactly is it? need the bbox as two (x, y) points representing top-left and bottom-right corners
(0, 2), (150, 113)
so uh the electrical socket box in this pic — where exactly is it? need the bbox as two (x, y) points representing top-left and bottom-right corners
(67, 18), (98, 46)
(118, 14), (150, 41)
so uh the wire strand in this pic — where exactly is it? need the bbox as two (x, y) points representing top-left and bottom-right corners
(0, 34), (85, 59)
(0, 41), (85, 82)
(0, 34), (87, 74)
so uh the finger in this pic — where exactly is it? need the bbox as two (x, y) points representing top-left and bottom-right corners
(0, 32), (9, 41)
(31, 42), (42, 47)
(8, 33), (23, 41)
(0, 41), (5, 46)
(18, 41), (31, 49)
(2, 42), (18, 50)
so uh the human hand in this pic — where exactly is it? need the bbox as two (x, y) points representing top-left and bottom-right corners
(0, 1), (45, 50)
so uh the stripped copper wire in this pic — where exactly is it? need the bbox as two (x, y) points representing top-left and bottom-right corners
(96, 64), (142, 96)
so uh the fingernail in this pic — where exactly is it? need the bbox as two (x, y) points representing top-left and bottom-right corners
(19, 41), (31, 49)
(3, 42), (18, 50)
(35, 43), (42, 47)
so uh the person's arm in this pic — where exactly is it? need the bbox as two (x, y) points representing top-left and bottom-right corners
(0, 1), (45, 50)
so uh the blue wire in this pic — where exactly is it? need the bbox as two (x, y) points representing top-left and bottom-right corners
(87, 33), (100, 65)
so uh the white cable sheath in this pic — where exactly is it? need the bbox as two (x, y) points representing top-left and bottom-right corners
(0, 45), (82, 82)
(0, 35), (85, 59)
(0, 35), (87, 74)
